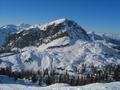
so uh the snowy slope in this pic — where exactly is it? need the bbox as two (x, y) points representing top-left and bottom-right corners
(0, 82), (120, 90)
(0, 25), (18, 47)
(0, 40), (120, 72)
(88, 32), (120, 46)
(0, 24), (31, 47)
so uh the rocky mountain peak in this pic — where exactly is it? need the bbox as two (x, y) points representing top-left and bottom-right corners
(2, 19), (91, 48)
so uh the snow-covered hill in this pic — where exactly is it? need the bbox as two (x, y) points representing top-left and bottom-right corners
(0, 18), (120, 73)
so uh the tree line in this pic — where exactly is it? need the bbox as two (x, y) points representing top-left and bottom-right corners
(0, 64), (120, 86)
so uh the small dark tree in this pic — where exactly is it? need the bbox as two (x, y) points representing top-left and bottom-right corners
(31, 73), (38, 83)
(114, 64), (120, 81)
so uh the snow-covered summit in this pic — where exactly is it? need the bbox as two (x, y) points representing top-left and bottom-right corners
(47, 18), (67, 25)
(28, 18), (68, 30)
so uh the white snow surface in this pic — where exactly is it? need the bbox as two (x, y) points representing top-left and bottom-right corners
(0, 82), (120, 90)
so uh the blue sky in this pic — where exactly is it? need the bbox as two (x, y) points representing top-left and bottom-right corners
(0, 0), (120, 33)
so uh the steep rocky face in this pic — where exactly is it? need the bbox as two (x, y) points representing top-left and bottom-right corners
(4, 19), (91, 48)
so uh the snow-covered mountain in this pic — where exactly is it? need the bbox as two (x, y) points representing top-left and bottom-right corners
(0, 18), (120, 73)
(0, 24), (31, 47)
(88, 32), (120, 46)
(3, 19), (91, 49)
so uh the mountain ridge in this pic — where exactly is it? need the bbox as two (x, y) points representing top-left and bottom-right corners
(2, 18), (91, 49)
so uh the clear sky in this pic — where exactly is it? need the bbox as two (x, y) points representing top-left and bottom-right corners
(0, 0), (120, 33)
